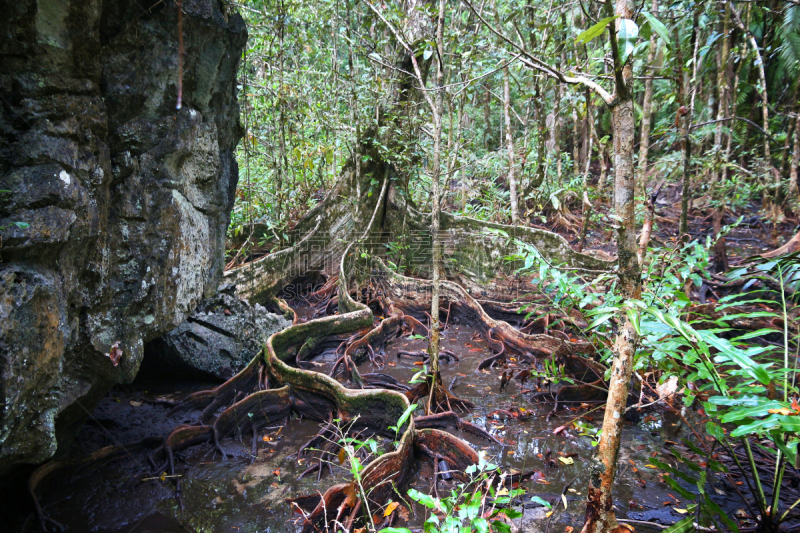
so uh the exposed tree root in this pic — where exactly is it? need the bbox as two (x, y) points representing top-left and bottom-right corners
(415, 411), (501, 444)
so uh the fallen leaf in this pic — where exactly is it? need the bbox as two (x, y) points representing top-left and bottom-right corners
(558, 457), (574, 465)
(129, 400), (142, 407)
(656, 376), (679, 400)
(768, 408), (793, 416)
(413, 361), (424, 366)
(343, 483), (358, 508)
(553, 425), (567, 435)
(384, 501), (399, 517)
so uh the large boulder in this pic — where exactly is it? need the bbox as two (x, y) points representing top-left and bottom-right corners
(0, 0), (247, 474)
(143, 285), (291, 381)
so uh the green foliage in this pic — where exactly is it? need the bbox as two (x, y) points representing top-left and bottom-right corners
(514, 235), (800, 531)
(389, 451), (524, 533)
(575, 16), (620, 45)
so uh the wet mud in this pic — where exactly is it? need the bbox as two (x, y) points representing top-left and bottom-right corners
(24, 315), (745, 533)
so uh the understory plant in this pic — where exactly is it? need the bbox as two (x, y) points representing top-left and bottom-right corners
(513, 233), (800, 531)
(635, 253), (800, 532)
(384, 451), (525, 533)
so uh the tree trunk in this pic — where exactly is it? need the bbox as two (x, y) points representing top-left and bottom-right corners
(730, 2), (775, 205)
(712, 2), (731, 272)
(427, 0), (446, 414)
(578, 90), (594, 252)
(533, 79), (547, 190)
(637, 0), (658, 178)
(484, 81), (492, 150)
(582, 0), (642, 530)
(791, 114), (800, 199)
(678, 8), (699, 235)
(502, 66), (519, 224)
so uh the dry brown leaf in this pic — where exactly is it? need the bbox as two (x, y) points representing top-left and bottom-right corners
(768, 407), (793, 416)
(384, 501), (399, 517)
(343, 483), (358, 508)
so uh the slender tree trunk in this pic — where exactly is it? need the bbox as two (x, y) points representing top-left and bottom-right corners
(791, 114), (800, 199)
(427, 0), (446, 414)
(578, 90), (594, 251)
(573, 103), (581, 172)
(638, 0), (659, 178)
(724, 31), (743, 182)
(712, 2), (731, 271)
(553, 82), (563, 186)
(345, 0), (362, 221)
(277, 1), (287, 222)
(483, 81), (492, 150)
(582, 0), (641, 530)
(677, 9), (698, 235)
(533, 80), (547, 189)
(493, 2), (518, 224)
(730, 2), (775, 204)
(502, 67), (518, 223)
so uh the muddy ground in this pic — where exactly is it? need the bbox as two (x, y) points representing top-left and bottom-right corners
(18, 316), (746, 533)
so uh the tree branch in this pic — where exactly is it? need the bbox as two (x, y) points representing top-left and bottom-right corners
(461, 0), (615, 104)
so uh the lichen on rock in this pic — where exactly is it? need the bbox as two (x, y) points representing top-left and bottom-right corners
(0, 0), (247, 474)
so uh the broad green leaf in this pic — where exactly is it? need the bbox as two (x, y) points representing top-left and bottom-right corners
(492, 520), (512, 533)
(395, 403), (417, 433)
(662, 473), (697, 500)
(662, 514), (695, 533)
(617, 18), (639, 63)
(588, 312), (615, 330)
(408, 488), (438, 509)
(641, 11), (671, 45)
(704, 493), (739, 532)
(474, 518), (490, 533)
(530, 496), (552, 508)
(575, 15), (620, 44)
